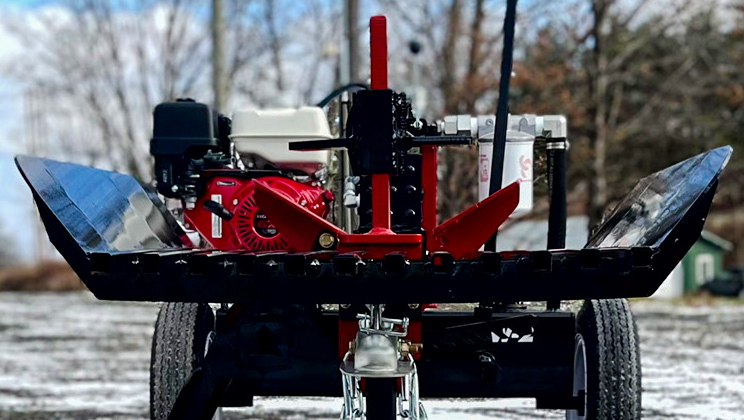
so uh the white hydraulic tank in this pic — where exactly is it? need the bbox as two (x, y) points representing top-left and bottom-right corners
(474, 114), (566, 217)
(441, 113), (542, 216)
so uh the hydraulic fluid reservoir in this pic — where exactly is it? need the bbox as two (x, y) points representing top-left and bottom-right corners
(475, 114), (538, 217)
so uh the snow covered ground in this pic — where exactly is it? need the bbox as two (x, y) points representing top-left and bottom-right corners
(0, 292), (742, 419)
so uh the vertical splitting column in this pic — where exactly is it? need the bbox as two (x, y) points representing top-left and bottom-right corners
(369, 16), (392, 233)
(369, 16), (388, 91)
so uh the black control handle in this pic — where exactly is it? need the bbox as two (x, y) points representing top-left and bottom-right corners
(204, 200), (234, 221)
(288, 138), (351, 151)
(409, 136), (473, 147)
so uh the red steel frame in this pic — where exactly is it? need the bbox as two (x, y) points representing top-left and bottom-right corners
(421, 145), (437, 248)
(253, 16), (519, 262)
(252, 15), (521, 358)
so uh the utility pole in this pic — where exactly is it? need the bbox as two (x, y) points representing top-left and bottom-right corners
(340, 0), (360, 83)
(212, 0), (228, 112)
(24, 88), (46, 262)
(338, 0), (359, 232)
(347, 0), (360, 82)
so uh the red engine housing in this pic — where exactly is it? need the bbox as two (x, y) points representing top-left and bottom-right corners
(185, 172), (333, 251)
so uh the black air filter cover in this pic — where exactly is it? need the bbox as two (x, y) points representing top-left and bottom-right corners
(150, 99), (223, 197)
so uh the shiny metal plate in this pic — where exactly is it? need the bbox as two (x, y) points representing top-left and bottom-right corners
(16, 156), (186, 253)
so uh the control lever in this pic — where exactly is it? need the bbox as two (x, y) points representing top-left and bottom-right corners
(204, 199), (234, 221)
(289, 136), (473, 151)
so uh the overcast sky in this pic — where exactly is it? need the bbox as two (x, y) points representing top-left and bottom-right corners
(0, 1), (37, 262)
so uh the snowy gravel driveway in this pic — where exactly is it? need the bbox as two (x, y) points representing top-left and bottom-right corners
(0, 292), (742, 419)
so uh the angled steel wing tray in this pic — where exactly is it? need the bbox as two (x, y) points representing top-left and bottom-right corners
(16, 146), (732, 304)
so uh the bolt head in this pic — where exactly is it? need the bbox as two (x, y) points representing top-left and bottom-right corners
(318, 233), (336, 249)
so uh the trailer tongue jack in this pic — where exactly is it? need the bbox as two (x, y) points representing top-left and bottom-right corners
(14, 11), (732, 420)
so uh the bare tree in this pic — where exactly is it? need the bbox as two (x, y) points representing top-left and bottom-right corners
(2, 0), (212, 180)
(394, 0), (709, 229)
(380, 0), (520, 220)
(0, 222), (17, 269)
(230, 0), (341, 108)
(212, 0), (229, 111)
(2, 0), (340, 180)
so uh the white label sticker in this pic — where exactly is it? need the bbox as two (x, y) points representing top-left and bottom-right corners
(211, 194), (222, 238)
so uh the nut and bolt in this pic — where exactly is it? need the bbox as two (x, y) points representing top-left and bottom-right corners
(399, 341), (423, 358)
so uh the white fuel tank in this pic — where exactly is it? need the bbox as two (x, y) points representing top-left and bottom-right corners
(230, 107), (332, 166)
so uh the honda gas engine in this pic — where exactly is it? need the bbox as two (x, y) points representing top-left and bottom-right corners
(150, 98), (334, 251)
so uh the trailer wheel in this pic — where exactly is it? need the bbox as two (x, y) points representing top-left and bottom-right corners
(150, 302), (223, 420)
(365, 378), (397, 420)
(570, 299), (641, 420)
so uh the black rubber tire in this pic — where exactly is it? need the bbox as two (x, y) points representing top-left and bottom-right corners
(365, 378), (397, 420)
(575, 299), (641, 420)
(150, 302), (222, 420)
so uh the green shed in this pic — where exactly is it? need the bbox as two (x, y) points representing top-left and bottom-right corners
(653, 230), (732, 299)
(681, 231), (733, 292)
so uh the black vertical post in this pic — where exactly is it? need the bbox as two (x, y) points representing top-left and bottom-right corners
(485, 0), (518, 252)
(546, 138), (567, 310)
